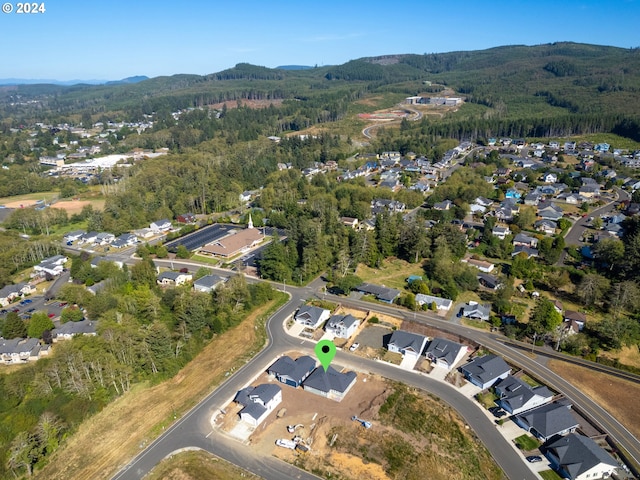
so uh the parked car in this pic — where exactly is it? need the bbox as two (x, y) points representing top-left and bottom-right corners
(27, 308), (36, 313)
(526, 455), (543, 463)
(0, 309), (7, 315)
(20, 299), (33, 305)
(349, 342), (360, 352)
(47, 313), (56, 318)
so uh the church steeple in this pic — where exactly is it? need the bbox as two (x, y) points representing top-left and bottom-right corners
(247, 213), (254, 229)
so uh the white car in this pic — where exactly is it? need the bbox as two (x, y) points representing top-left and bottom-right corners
(276, 439), (296, 449)
(349, 342), (360, 352)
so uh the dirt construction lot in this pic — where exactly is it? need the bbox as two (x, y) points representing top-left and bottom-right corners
(217, 358), (391, 477)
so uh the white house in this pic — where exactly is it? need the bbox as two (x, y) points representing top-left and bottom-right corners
(325, 314), (360, 339)
(545, 433), (617, 480)
(494, 375), (553, 415)
(414, 294), (453, 311)
(294, 305), (331, 329)
(52, 320), (98, 342)
(150, 219), (172, 233)
(462, 257), (495, 273)
(492, 226), (510, 240)
(235, 384), (282, 427)
(33, 255), (67, 277)
(156, 271), (192, 286)
(193, 274), (226, 293)
(387, 330), (428, 359)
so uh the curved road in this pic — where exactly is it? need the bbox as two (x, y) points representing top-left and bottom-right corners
(557, 186), (629, 266)
(112, 274), (640, 480)
(112, 285), (537, 480)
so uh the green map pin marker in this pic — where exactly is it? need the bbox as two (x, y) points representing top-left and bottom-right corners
(315, 339), (336, 372)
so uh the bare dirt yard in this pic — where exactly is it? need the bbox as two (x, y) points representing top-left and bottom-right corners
(224, 368), (394, 479)
(37, 300), (278, 480)
(547, 359), (640, 439)
(218, 360), (501, 480)
(50, 199), (105, 215)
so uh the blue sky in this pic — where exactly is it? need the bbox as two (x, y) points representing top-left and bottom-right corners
(1, 0), (639, 80)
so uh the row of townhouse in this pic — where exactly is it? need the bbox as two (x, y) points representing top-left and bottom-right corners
(460, 353), (620, 480)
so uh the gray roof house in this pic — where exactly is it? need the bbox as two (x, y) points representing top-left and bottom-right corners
(515, 400), (580, 442)
(0, 338), (46, 364)
(477, 273), (501, 290)
(303, 366), (357, 401)
(52, 320), (98, 341)
(325, 314), (360, 339)
(425, 338), (467, 369)
(355, 283), (401, 303)
(294, 305), (331, 329)
(234, 384), (282, 427)
(511, 245), (539, 258)
(459, 354), (511, 389)
(157, 271), (192, 286)
(460, 302), (491, 321)
(545, 433), (618, 480)
(193, 274), (227, 293)
(414, 294), (453, 311)
(387, 330), (428, 359)
(513, 233), (538, 248)
(267, 355), (316, 387)
(494, 375), (553, 415)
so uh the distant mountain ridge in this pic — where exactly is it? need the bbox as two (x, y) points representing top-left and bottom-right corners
(276, 65), (314, 70)
(0, 75), (148, 86)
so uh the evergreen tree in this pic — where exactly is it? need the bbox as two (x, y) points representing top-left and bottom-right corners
(3, 312), (27, 339)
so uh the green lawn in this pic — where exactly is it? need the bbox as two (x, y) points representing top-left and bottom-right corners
(191, 253), (220, 266)
(461, 318), (492, 330)
(356, 257), (425, 290)
(514, 434), (541, 451)
(539, 469), (563, 480)
(476, 391), (498, 408)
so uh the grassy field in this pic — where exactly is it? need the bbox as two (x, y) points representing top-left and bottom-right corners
(0, 190), (58, 206)
(356, 257), (425, 290)
(547, 359), (640, 440)
(146, 450), (261, 480)
(37, 294), (286, 480)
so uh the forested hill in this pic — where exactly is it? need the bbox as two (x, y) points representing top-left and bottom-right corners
(3, 42), (640, 120)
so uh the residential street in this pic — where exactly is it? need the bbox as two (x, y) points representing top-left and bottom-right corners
(111, 274), (640, 480)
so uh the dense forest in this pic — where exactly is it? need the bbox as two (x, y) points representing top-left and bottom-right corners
(0, 255), (280, 477)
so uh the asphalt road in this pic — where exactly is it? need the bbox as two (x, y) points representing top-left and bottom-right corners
(558, 186), (629, 265)
(144, 260), (640, 471)
(112, 283), (539, 480)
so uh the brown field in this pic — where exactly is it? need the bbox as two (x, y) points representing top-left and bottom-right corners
(50, 199), (105, 215)
(146, 450), (261, 480)
(37, 300), (277, 480)
(600, 345), (640, 369)
(547, 359), (640, 439)
(3, 199), (41, 208)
